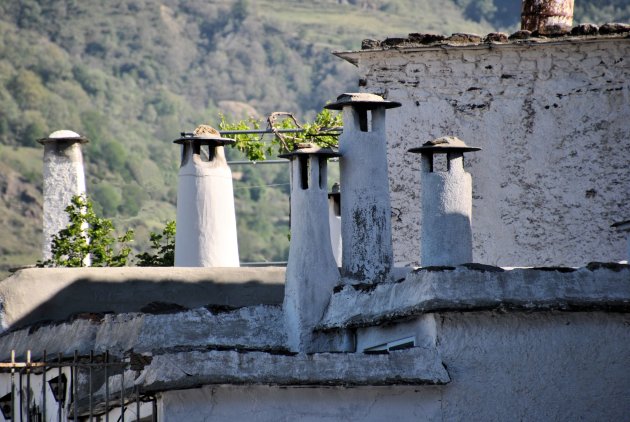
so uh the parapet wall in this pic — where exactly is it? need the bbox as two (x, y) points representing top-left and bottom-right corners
(341, 36), (630, 266)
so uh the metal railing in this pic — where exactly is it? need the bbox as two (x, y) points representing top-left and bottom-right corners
(0, 350), (156, 422)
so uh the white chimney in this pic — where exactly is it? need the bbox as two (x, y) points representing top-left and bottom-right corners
(279, 144), (340, 352)
(408, 136), (480, 267)
(325, 93), (401, 284)
(328, 183), (342, 267)
(38, 130), (88, 261)
(173, 126), (239, 267)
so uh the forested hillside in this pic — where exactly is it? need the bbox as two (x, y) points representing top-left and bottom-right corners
(0, 0), (628, 274)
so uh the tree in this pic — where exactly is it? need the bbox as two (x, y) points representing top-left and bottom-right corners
(136, 221), (176, 267)
(38, 195), (133, 267)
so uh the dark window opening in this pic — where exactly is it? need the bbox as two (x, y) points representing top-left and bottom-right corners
(358, 109), (372, 132)
(299, 155), (309, 190)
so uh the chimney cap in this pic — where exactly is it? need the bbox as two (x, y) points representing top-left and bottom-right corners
(37, 130), (89, 145)
(174, 124), (235, 146)
(408, 136), (481, 154)
(277, 143), (340, 159)
(324, 92), (401, 110)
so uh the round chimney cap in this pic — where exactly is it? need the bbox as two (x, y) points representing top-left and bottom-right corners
(278, 143), (340, 159)
(173, 124), (235, 146)
(37, 130), (89, 145)
(408, 136), (481, 154)
(325, 92), (401, 110)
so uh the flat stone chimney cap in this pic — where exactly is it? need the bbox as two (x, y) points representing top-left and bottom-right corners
(278, 143), (340, 159)
(325, 92), (401, 110)
(174, 124), (235, 146)
(37, 130), (89, 145)
(408, 136), (481, 154)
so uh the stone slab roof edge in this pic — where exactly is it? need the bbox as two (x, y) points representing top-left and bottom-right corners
(317, 264), (630, 330)
(333, 35), (630, 66)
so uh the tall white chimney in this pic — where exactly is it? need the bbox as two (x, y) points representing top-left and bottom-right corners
(38, 130), (88, 261)
(408, 136), (480, 267)
(173, 126), (239, 267)
(279, 144), (340, 352)
(325, 93), (401, 284)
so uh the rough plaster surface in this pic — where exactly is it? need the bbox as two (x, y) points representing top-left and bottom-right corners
(318, 264), (630, 329)
(339, 106), (394, 283)
(0, 267), (284, 331)
(284, 156), (340, 352)
(0, 305), (286, 361)
(437, 311), (630, 421)
(175, 145), (239, 267)
(155, 312), (628, 421)
(420, 155), (473, 266)
(159, 385), (442, 422)
(41, 141), (86, 261)
(339, 38), (630, 266)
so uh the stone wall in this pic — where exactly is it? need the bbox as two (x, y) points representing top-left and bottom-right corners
(340, 37), (630, 266)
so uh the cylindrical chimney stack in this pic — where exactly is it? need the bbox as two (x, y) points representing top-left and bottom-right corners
(325, 93), (401, 284)
(408, 136), (480, 267)
(279, 144), (341, 352)
(521, 0), (574, 33)
(173, 125), (239, 267)
(38, 130), (89, 261)
(328, 182), (342, 268)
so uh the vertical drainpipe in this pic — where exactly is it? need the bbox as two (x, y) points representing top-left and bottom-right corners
(279, 144), (341, 352)
(328, 182), (342, 267)
(38, 130), (89, 262)
(173, 126), (239, 267)
(521, 0), (574, 32)
(408, 136), (481, 267)
(325, 93), (401, 284)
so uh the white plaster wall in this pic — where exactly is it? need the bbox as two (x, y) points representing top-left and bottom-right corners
(158, 385), (442, 422)
(353, 39), (630, 266)
(157, 311), (629, 421)
(41, 142), (86, 261)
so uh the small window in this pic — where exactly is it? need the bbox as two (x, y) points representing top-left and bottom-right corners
(364, 336), (415, 353)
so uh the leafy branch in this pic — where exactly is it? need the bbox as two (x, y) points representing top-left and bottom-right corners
(136, 220), (176, 266)
(219, 108), (341, 161)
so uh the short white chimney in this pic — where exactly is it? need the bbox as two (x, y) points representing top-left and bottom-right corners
(325, 93), (401, 284)
(409, 136), (480, 267)
(279, 144), (340, 352)
(521, 0), (574, 32)
(328, 183), (342, 267)
(38, 130), (88, 261)
(173, 126), (239, 267)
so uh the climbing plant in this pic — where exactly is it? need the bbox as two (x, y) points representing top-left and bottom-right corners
(219, 108), (342, 161)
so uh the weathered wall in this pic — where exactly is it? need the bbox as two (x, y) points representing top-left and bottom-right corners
(156, 311), (629, 421)
(344, 38), (630, 266)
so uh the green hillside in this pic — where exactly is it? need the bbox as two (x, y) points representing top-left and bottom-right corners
(0, 0), (627, 275)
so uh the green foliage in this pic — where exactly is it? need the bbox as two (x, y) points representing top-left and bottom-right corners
(39, 195), (134, 268)
(219, 108), (341, 161)
(136, 220), (176, 267)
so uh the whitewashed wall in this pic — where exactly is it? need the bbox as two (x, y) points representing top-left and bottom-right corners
(343, 38), (630, 266)
(157, 311), (629, 421)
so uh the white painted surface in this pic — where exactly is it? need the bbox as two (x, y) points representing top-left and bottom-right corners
(344, 38), (630, 267)
(156, 311), (629, 421)
(339, 106), (394, 283)
(41, 139), (86, 261)
(420, 154), (473, 266)
(328, 196), (342, 267)
(284, 155), (340, 351)
(174, 145), (239, 267)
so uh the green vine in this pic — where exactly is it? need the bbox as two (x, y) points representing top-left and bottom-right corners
(219, 108), (341, 161)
